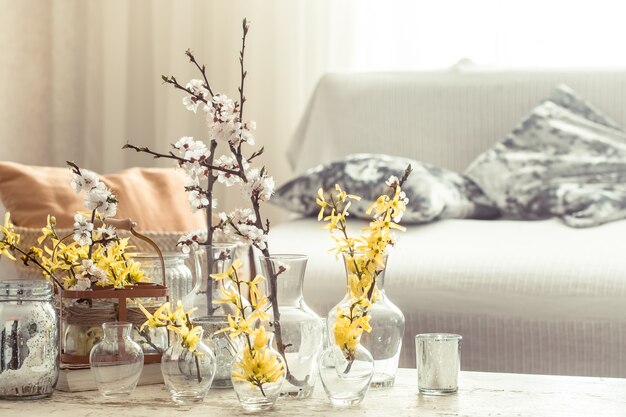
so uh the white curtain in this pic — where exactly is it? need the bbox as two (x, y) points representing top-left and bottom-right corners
(1, 0), (625, 222)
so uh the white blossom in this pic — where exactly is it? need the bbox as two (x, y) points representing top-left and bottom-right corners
(243, 168), (274, 202)
(214, 155), (244, 186)
(84, 182), (117, 218)
(73, 213), (93, 246)
(385, 176), (400, 187)
(177, 230), (207, 254)
(69, 277), (92, 291)
(216, 208), (267, 250)
(96, 225), (117, 247)
(188, 189), (213, 212)
(182, 79), (209, 113)
(79, 259), (108, 285)
(70, 170), (100, 193)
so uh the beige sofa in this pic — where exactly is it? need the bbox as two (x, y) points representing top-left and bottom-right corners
(269, 67), (626, 377)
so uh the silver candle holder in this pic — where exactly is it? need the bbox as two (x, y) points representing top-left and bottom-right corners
(415, 333), (462, 395)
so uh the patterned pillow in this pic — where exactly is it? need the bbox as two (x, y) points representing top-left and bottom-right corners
(465, 84), (626, 226)
(272, 154), (499, 223)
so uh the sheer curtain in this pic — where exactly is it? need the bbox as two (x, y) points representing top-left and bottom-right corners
(1, 0), (624, 221)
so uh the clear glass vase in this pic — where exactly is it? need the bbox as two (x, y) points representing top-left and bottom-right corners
(190, 243), (242, 318)
(161, 330), (217, 404)
(231, 332), (286, 411)
(133, 252), (194, 308)
(0, 280), (59, 399)
(195, 316), (241, 389)
(89, 322), (144, 398)
(259, 254), (323, 398)
(318, 333), (374, 406)
(331, 253), (405, 388)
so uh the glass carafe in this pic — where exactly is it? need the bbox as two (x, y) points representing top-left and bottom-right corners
(327, 253), (405, 388)
(190, 243), (241, 318)
(259, 254), (323, 398)
(359, 258), (405, 388)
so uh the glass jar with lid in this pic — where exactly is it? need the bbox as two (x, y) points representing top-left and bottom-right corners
(0, 280), (59, 399)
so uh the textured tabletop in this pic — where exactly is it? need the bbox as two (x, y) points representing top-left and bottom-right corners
(1, 369), (625, 417)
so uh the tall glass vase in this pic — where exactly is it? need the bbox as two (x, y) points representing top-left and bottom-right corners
(329, 253), (405, 388)
(259, 254), (323, 398)
(361, 257), (405, 387)
(190, 243), (244, 388)
(190, 243), (239, 318)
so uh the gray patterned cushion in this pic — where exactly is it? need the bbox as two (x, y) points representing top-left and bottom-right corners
(465, 84), (626, 227)
(272, 154), (499, 223)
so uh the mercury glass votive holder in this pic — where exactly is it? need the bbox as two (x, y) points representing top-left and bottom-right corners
(415, 333), (461, 395)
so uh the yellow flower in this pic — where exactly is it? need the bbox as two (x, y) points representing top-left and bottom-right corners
(168, 322), (203, 352)
(334, 184), (361, 203)
(38, 215), (57, 244)
(0, 212), (19, 260)
(316, 188), (328, 221)
(210, 259), (244, 281)
(225, 312), (255, 338)
(138, 302), (170, 331)
(232, 326), (284, 388)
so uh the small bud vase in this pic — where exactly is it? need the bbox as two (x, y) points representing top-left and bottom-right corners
(259, 254), (324, 398)
(231, 332), (286, 411)
(318, 331), (374, 406)
(89, 322), (144, 398)
(161, 330), (217, 404)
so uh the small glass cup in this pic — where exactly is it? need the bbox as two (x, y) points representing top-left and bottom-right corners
(415, 333), (461, 395)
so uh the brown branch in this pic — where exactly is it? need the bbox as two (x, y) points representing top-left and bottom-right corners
(162, 75), (208, 105)
(123, 143), (241, 177)
(237, 18), (250, 123)
(185, 49), (215, 98)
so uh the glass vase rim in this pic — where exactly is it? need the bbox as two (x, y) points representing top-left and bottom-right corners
(258, 254), (308, 261)
(415, 333), (462, 341)
(131, 252), (189, 260)
(341, 251), (389, 259)
(102, 321), (133, 330)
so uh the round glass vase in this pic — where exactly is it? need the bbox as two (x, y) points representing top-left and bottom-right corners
(318, 341), (374, 406)
(260, 254), (323, 399)
(231, 332), (286, 411)
(333, 252), (405, 388)
(89, 322), (144, 398)
(161, 330), (217, 404)
(0, 280), (59, 399)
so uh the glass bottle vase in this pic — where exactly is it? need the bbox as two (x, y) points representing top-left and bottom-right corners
(0, 280), (59, 399)
(329, 253), (405, 388)
(259, 254), (323, 398)
(89, 322), (144, 397)
(161, 330), (216, 404)
(190, 243), (242, 318)
(231, 332), (286, 411)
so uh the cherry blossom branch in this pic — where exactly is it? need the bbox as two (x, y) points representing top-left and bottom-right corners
(237, 18), (249, 124)
(161, 75), (208, 105)
(122, 143), (241, 177)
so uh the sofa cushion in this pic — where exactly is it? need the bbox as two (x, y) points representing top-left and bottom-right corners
(465, 85), (626, 227)
(272, 153), (499, 223)
(0, 162), (205, 231)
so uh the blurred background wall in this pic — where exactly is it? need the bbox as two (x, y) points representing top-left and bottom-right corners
(2, 0), (626, 223)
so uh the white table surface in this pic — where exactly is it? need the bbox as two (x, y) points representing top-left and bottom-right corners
(1, 368), (625, 417)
